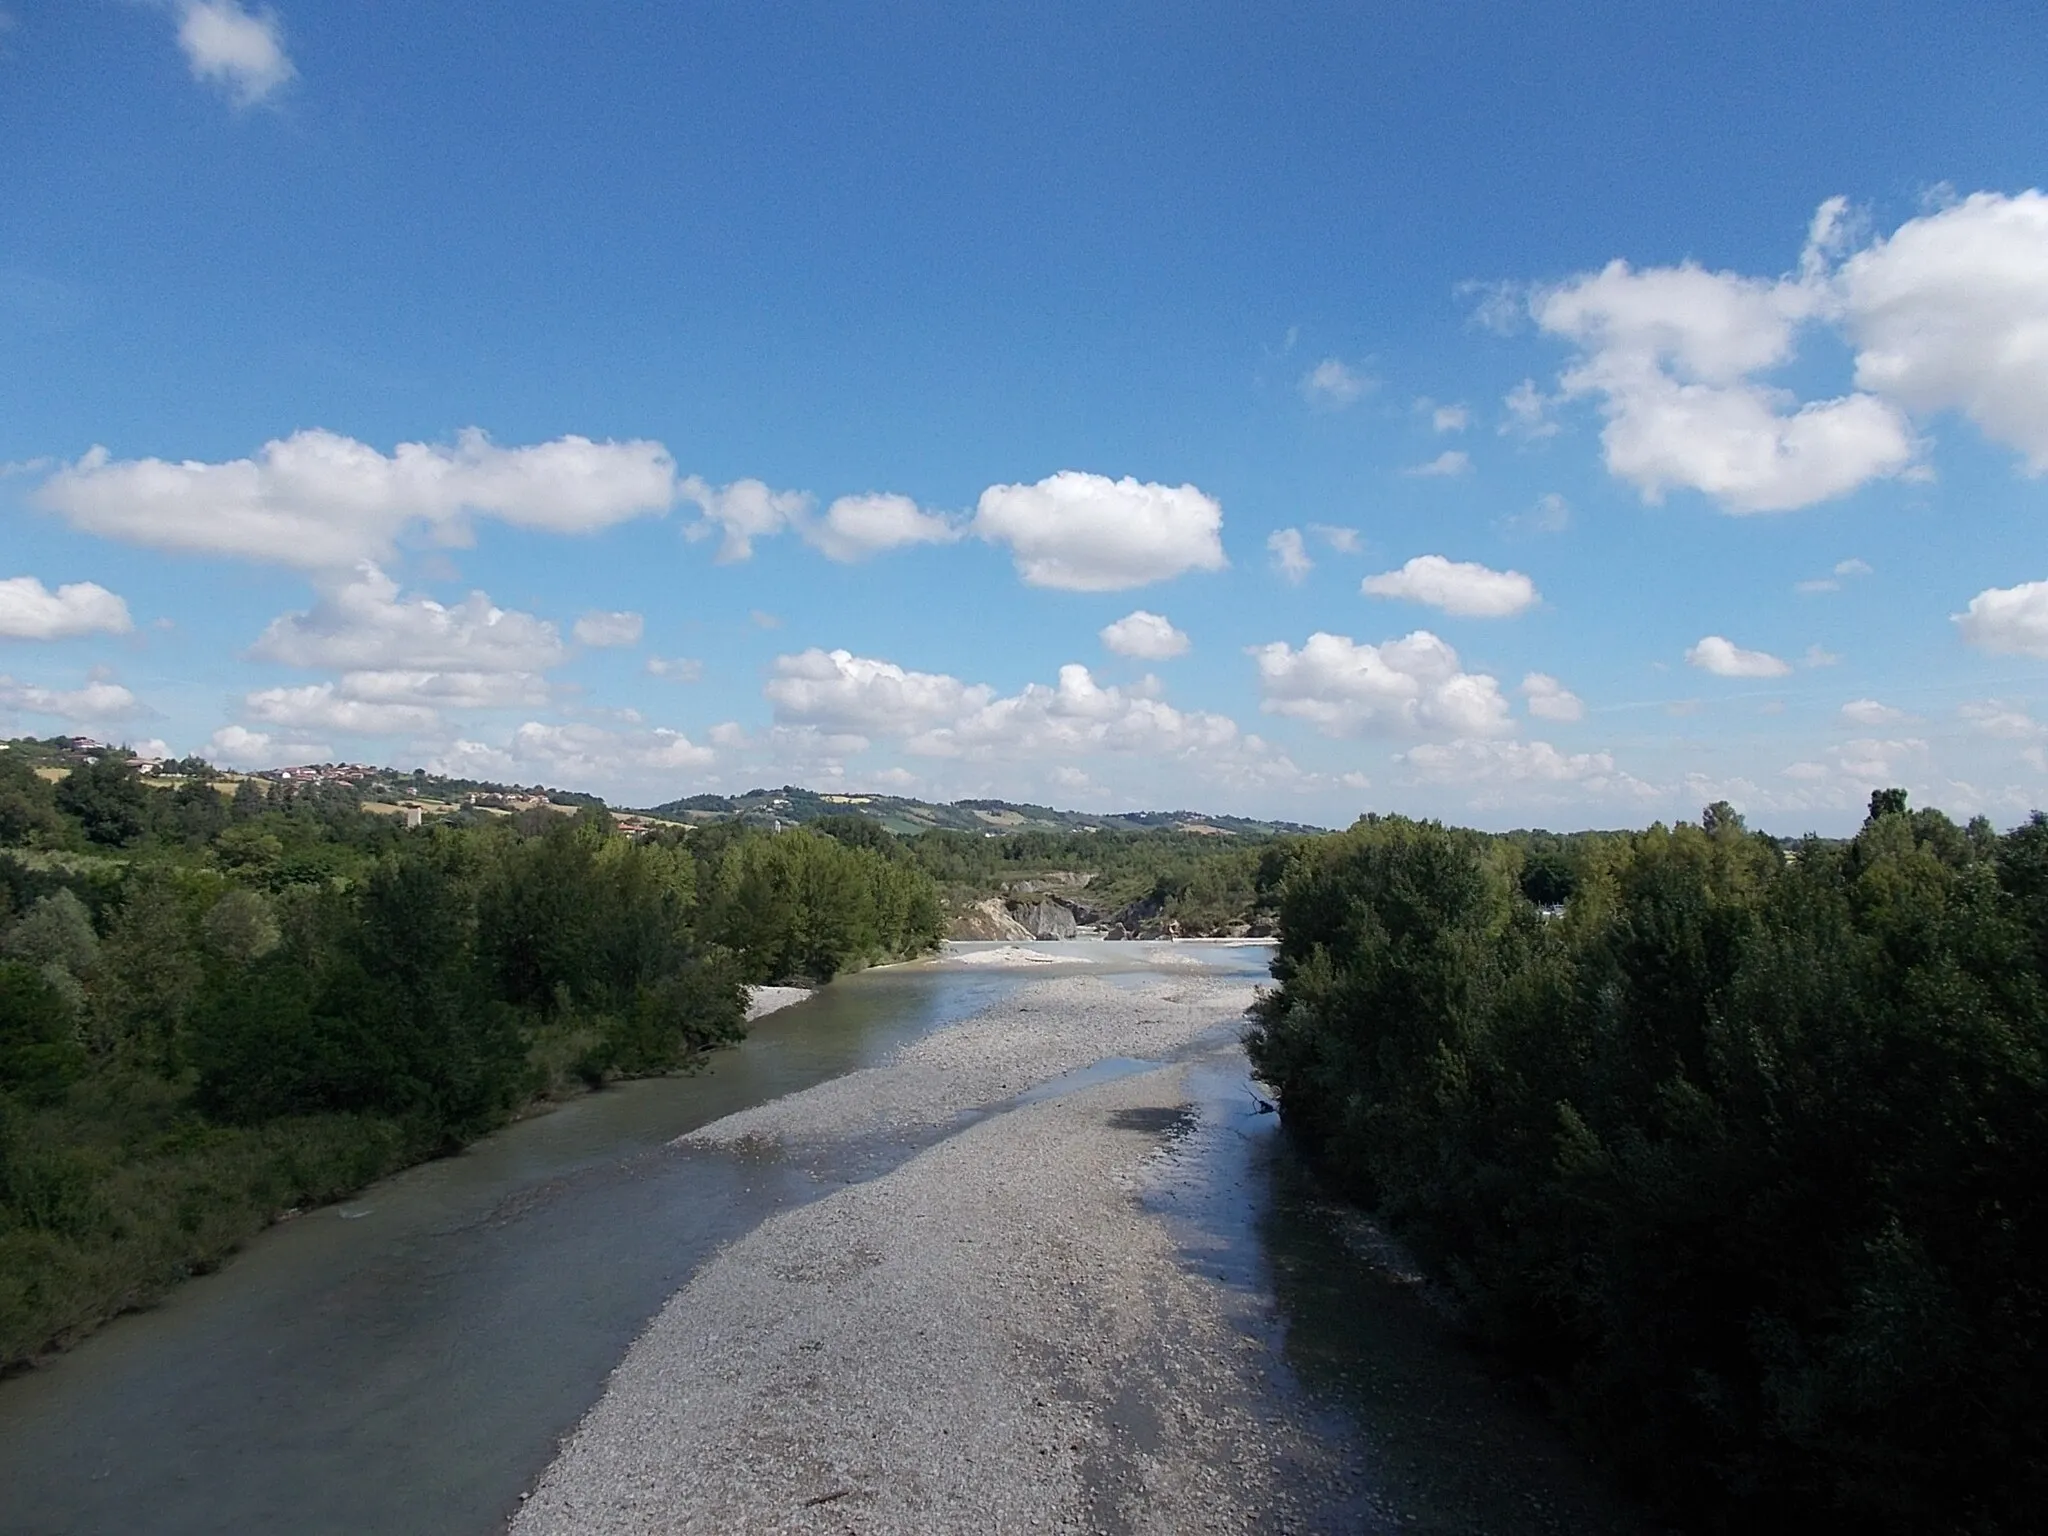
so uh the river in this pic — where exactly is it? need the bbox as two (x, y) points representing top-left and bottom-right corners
(0, 944), (1646, 1535)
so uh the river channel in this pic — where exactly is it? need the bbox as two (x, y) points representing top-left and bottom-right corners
(0, 943), (1645, 1535)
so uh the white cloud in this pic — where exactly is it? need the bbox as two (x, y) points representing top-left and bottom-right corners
(0, 576), (132, 639)
(251, 565), (565, 674)
(572, 610), (644, 647)
(1522, 672), (1585, 722)
(1099, 610), (1190, 660)
(1431, 403), (1470, 433)
(1686, 635), (1792, 678)
(1267, 528), (1312, 583)
(1403, 450), (1472, 478)
(339, 669), (548, 710)
(1796, 556), (1875, 595)
(37, 429), (677, 569)
(1838, 191), (2048, 471)
(1501, 379), (1559, 439)
(1401, 738), (1654, 801)
(677, 475), (810, 562)
(1955, 579), (2048, 657)
(765, 648), (988, 739)
(803, 493), (960, 562)
(909, 664), (1244, 762)
(0, 674), (141, 722)
(207, 724), (330, 769)
(1249, 630), (1512, 738)
(1836, 736), (1928, 782)
(972, 472), (1227, 591)
(1308, 523), (1363, 553)
(1803, 644), (1842, 668)
(243, 684), (436, 736)
(1300, 359), (1369, 406)
(507, 720), (715, 778)
(1841, 698), (1908, 726)
(1960, 700), (2045, 740)
(1796, 578), (1840, 594)
(176, 2), (294, 107)
(645, 655), (703, 682)
(1533, 213), (1916, 511)
(1362, 555), (1539, 618)
(1836, 557), (1874, 577)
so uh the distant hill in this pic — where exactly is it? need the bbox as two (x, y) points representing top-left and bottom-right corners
(643, 784), (1325, 838)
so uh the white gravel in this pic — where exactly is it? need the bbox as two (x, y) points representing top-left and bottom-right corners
(512, 1044), (1358, 1535)
(746, 986), (816, 1022)
(685, 975), (1258, 1152)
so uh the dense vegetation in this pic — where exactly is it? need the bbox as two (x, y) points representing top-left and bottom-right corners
(0, 743), (940, 1369)
(904, 825), (1306, 932)
(1249, 795), (2048, 1532)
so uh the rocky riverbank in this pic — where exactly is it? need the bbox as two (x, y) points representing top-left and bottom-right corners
(510, 969), (1649, 1536)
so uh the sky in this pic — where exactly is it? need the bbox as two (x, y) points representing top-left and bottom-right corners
(3, 1), (2047, 833)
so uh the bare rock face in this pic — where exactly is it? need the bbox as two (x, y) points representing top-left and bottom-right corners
(948, 897), (1036, 941)
(1007, 898), (1078, 940)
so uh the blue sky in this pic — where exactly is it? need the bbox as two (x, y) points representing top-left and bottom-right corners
(4, 1), (2046, 831)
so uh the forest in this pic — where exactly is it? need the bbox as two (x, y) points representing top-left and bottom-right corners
(1249, 794), (2047, 1533)
(0, 744), (941, 1370)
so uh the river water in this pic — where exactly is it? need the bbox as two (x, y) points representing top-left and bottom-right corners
(0, 943), (1642, 1535)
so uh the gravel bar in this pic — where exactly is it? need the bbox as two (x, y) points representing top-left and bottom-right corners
(511, 972), (1378, 1534)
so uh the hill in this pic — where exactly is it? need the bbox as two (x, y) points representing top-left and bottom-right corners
(643, 784), (1325, 838)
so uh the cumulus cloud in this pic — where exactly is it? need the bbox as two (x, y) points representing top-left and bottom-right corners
(909, 664), (1244, 762)
(572, 610), (644, 647)
(972, 472), (1227, 591)
(803, 493), (960, 562)
(251, 565), (564, 674)
(1527, 192), (2048, 511)
(1522, 672), (1585, 722)
(1099, 610), (1189, 660)
(645, 655), (703, 682)
(1955, 579), (2048, 657)
(1300, 359), (1369, 406)
(175, 2), (294, 107)
(1841, 698), (1908, 726)
(1960, 700), (2045, 740)
(1535, 237), (1916, 512)
(1686, 635), (1792, 678)
(1401, 738), (1654, 801)
(207, 724), (330, 769)
(1430, 403), (1470, 433)
(1267, 528), (1312, 583)
(759, 648), (1259, 772)
(37, 429), (677, 569)
(765, 648), (988, 740)
(1249, 630), (1512, 738)
(0, 674), (141, 723)
(1309, 524), (1363, 554)
(1838, 191), (2048, 472)
(676, 475), (810, 562)
(0, 576), (132, 639)
(243, 684), (436, 736)
(1362, 555), (1539, 618)
(1403, 450), (1472, 478)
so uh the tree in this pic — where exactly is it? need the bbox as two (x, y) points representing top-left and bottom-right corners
(0, 752), (63, 847)
(53, 757), (151, 847)
(1867, 786), (1909, 822)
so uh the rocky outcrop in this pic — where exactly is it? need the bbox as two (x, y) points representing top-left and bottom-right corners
(1008, 898), (1078, 940)
(947, 897), (1036, 941)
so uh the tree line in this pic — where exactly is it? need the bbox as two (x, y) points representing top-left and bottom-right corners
(0, 746), (941, 1368)
(1249, 794), (2048, 1532)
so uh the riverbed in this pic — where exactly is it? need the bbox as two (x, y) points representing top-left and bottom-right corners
(0, 943), (1648, 1535)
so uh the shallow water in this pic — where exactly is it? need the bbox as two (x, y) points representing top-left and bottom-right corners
(0, 941), (1647, 1536)
(0, 946), (1259, 1536)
